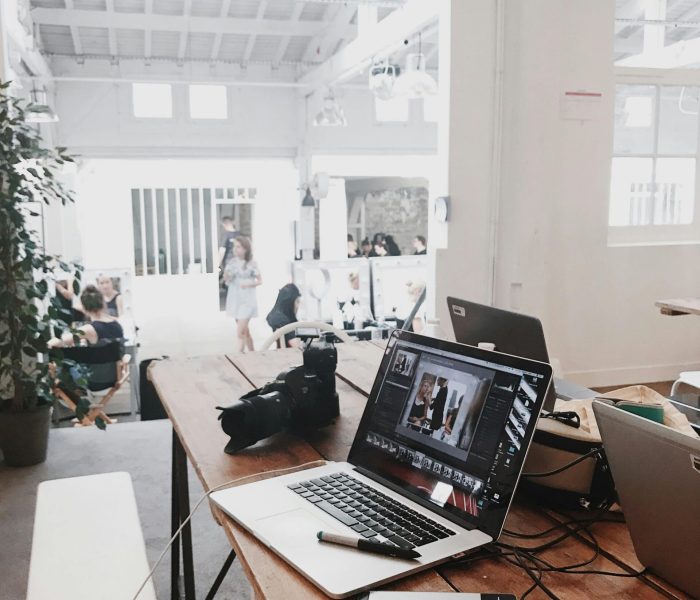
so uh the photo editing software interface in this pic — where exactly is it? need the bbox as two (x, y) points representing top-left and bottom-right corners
(351, 336), (547, 535)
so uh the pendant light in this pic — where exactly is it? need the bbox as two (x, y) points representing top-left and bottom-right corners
(313, 90), (347, 127)
(26, 87), (59, 123)
(392, 33), (438, 99)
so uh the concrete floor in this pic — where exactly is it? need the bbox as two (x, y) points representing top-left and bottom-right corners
(0, 420), (252, 600)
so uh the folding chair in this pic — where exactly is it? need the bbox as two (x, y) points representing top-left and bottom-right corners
(53, 341), (131, 426)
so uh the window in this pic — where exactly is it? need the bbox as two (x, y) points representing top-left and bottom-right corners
(188, 84), (228, 120)
(375, 96), (409, 122)
(132, 83), (173, 119)
(609, 82), (700, 243)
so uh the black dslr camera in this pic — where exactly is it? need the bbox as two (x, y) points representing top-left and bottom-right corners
(217, 332), (340, 453)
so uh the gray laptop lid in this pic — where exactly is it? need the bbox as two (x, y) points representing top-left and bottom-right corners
(593, 401), (700, 598)
(446, 297), (555, 412)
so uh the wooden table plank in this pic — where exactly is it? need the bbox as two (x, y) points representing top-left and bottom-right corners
(545, 508), (693, 600)
(149, 356), (320, 491)
(655, 298), (700, 316)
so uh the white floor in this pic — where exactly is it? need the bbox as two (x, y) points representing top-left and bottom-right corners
(137, 310), (274, 361)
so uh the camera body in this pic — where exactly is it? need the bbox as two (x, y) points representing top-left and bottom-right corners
(218, 332), (339, 453)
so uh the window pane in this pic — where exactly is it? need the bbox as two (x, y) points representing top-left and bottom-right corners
(375, 96), (409, 122)
(614, 85), (656, 155)
(609, 157), (653, 226)
(132, 83), (173, 118)
(658, 86), (699, 155)
(189, 84), (228, 119)
(654, 158), (696, 225)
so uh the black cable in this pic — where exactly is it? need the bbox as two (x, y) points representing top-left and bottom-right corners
(511, 546), (559, 600)
(448, 501), (645, 597)
(503, 503), (617, 538)
(500, 521), (647, 579)
(501, 524), (601, 573)
(521, 448), (601, 478)
(502, 514), (623, 540)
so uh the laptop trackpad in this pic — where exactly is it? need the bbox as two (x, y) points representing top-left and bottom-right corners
(255, 508), (325, 548)
(254, 506), (411, 594)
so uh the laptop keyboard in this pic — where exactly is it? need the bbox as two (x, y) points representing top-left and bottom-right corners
(287, 472), (455, 549)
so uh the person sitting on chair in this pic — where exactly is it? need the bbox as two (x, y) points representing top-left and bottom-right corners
(266, 283), (302, 348)
(48, 286), (126, 426)
(49, 285), (123, 348)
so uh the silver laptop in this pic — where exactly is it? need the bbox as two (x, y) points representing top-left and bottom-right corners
(593, 401), (700, 598)
(211, 330), (553, 598)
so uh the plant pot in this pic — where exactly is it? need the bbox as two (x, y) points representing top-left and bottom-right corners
(0, 405), (52, 467)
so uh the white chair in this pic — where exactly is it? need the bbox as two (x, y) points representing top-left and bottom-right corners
(670, 371), (700, 396)
(260, 320), (353, 351)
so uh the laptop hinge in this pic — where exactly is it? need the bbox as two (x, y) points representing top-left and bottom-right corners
(351, 465), (477, 532)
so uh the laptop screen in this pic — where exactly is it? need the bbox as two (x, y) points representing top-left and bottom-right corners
(348, 330), (551, 539)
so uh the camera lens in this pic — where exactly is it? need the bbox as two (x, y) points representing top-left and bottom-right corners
(220, 391), (291, 453)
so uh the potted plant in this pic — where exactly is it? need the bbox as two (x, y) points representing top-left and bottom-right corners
(0, 82), (88, 466)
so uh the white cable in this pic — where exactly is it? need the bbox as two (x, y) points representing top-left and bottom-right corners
(131, 459), (328, 599)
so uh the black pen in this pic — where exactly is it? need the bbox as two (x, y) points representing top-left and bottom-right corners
(317, 531), (421, 560)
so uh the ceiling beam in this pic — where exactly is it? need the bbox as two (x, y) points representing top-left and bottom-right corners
(242, 0), (268, 65)
(302, 4), (356, 64)
(299, 0), (437, 87)
(63, 0), (83, 56)
(105, 0), (117, 57)
(31, 7), (353, 38)
(177, 0), (192, 61)
(272, 1), (305, 67)
(210, 0), (232, 62)
(144, 0), (152, 60)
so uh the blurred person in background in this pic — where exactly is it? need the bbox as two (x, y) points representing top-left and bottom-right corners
(224, 236), (261, 353)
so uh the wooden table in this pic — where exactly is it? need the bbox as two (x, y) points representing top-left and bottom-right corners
(656, 298), (700, 316)
(150, 342), (690, 600)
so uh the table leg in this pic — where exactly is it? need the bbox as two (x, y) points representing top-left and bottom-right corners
(204, 550), (237, 600)
(172, 428), (196, 600)
(170, 428), (181, 600)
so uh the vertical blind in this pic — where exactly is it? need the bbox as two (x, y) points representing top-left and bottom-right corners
(131, 187), (256, 276)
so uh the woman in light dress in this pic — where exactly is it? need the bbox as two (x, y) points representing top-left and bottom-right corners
(223, 236), (262, 352)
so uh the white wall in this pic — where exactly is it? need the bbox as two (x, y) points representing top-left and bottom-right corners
(53, 82), (436, 158)
(437, 0), (700, 387)
(55, 82), (300, 158)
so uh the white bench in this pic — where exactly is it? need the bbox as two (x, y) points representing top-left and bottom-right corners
(27, 472), (157, 600)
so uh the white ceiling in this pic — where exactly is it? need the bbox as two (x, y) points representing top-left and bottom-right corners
(29, 0), (402, 67)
